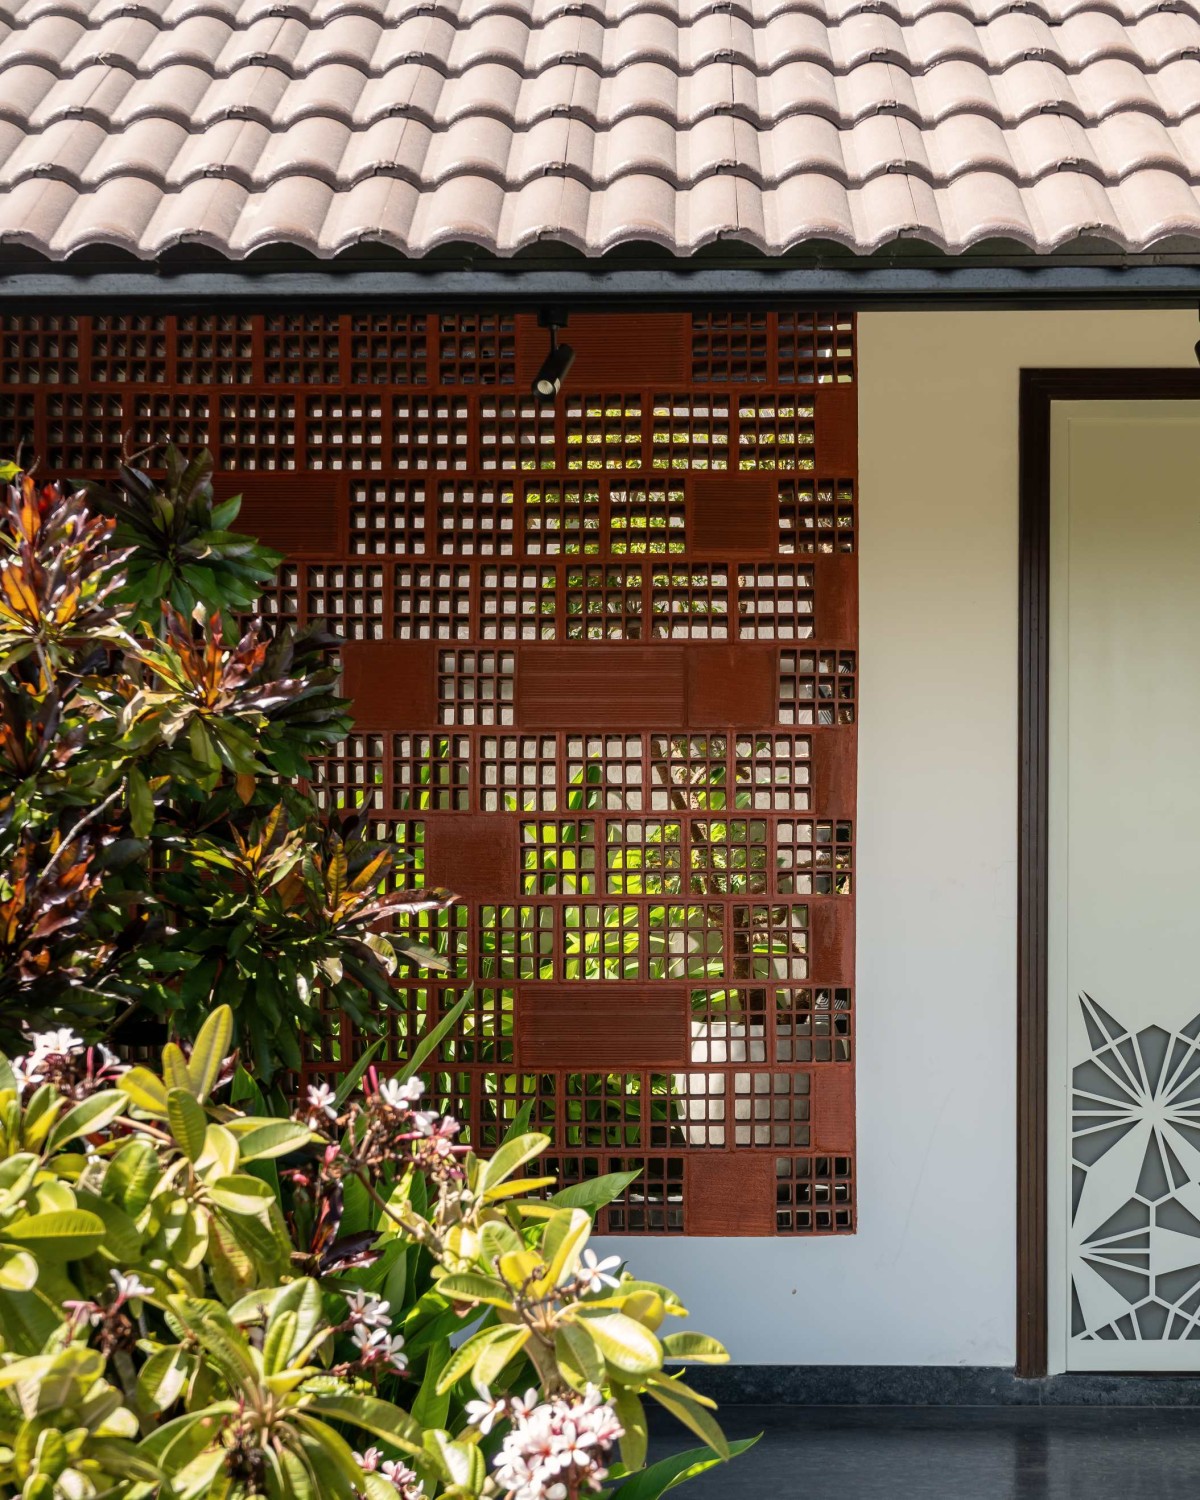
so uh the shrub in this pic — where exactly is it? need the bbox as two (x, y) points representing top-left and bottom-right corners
(0, 1010), (746, 1498)
(0, 455), (451, 1076)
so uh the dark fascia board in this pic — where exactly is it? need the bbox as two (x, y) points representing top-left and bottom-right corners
(5, 240), (1200, 309)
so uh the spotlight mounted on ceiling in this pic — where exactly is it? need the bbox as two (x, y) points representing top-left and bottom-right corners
(532, 308), (575, 401)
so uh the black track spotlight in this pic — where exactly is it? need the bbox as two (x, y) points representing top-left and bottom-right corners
(532, 308), (575, 401)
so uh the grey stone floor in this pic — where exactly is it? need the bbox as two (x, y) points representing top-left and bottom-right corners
(648, 1406), (1200, 1499)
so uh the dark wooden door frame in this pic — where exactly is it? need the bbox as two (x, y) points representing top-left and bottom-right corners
(1017, 368), (1200, 1377)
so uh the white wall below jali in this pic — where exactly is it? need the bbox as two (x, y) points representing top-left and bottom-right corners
(595, 308), (1198, 1366)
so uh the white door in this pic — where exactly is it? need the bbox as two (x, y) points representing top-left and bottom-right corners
(1050, 401), (1200, 1371)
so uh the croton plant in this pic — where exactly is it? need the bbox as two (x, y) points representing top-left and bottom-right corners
(0, 452), (453, 1075)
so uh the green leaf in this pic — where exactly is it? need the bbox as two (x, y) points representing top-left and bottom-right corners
(236, 1121), (314, 1161)
(269, 1278), (324, 1360)
(167, 1089), (207, 1162)
(481, 1132), (551, 1197)
(138, 1346), (192, 1415)
(0, 1209), (105, 1259)
(305, 1394), (424, 1456)
(168, 1300), (258, 1389)
(478, 1220), (523, 1262)
(576, 1312), (662, 1377)
(210, 495), (243, 530)
(608, 1436), (760, 1500)
(84, 1438), (163, 1486)
(472, 1326), (534, 1397)
(128, 763), (155, 837)
(556, 1321), (605, 1393)
(266, 1440), (315, 1500)
(551, 1170), (643, 1215)
(230, 1065), (266, 1113)
(47, 1090), (127, 1151)
(21, 1085), (64, 1150)
(162, 1043), (192, 1094)
(104, 1139), (160, 1215)
(410, 1341), (451, 1431)
(227, 1285), (287, 1326)
(187, 1005), (233, 1103)
(660, 1333), (730, 1365)
(165, 1443), (228, 1499)
(0, 1247), (37, 1291)
(643, 1378), (730, 1460)
(74, 1190), (142, 1264)
(263, 1308), (298, 1376)
(397, 989), (471, 1082)
(424, 1428), (486, 1493)
(118, 1067), (169, 1118)
(500, 1098), (535, 1144)
(292, 1415), (373, 1499)
(435, 1324), (508, 1395)
(613, 1388), (648, 1473)
(534, 1206), (591, 1292)
(207, 1174), (275, 1216)
(333, 1039), (383, 1107)
(434, 1273), (517, 1311)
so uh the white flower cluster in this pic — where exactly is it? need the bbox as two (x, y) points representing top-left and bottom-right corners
(110, 1269), (152, 1305)
(376, 1077), (462, 1160)
(572, 1250), (621, 1296)
(354, 1447), (423, 1499)
(378, 1077), (424, 1112)
(65, 1268), (152, 1328)
(489, 1388), (624, 1500)
(345, 1289), (407, 1373)
(305, 1082), (338, 1124)
(9, 1028), (119, 1092)
(14, 1028), (80, 1089)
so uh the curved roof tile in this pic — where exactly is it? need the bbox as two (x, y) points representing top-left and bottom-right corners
(1, 0), (1200, 257)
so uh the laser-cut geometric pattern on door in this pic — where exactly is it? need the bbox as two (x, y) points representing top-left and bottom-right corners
(0, 308), (857, 1235)
(1071, 992), (1200, 1339)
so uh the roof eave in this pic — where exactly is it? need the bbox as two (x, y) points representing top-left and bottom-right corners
(3, 238), (1200, 310)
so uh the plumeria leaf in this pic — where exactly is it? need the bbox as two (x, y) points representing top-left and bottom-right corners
(575, 1313), (663, 1377)
(608, 1436), (761, 1500)
(642, 1377), (730, 1460)
(305, 1394), (424, 1457)
(556, 1322), (605, 1392)
(167, 1089), (207, 1162)
(479, 1133), (552, 1197)
(47, 1091), (127, 1150)
(236, 1121), (314, 1161)
(550, 1171), (643, 1214)
(0, 1209), (106, 1259)
(434, 1274), (517, 1311)
(612, 1388), (649, 1474)
(660, 1333), (730, 1364)
(118, 1068), (169, 1118)
(186, 1005), (233, 1103)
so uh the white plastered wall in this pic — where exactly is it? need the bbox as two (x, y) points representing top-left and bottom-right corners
(596, 309), (1197, 1366)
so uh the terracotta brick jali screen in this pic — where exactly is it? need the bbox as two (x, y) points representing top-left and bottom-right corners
(0, 308), (857, 1236)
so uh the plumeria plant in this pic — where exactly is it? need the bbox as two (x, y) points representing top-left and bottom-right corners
(0, 1005), (752, 1499)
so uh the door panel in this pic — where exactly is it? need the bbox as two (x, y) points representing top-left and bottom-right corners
(1052, 403), (1200, 1370)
